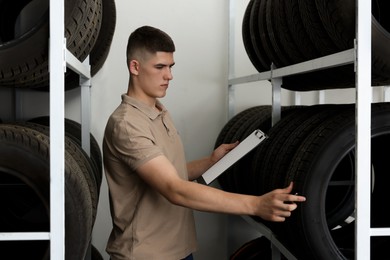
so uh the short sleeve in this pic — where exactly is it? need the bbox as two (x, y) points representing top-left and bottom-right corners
(111, 118), (164, 171)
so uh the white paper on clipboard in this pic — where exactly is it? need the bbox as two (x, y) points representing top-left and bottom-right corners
(198, 129), (267, 185)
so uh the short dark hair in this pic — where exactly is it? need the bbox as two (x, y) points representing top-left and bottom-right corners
(126, 26), (175, 66)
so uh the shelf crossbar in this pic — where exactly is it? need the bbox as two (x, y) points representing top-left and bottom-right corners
(241, 216), (297, 260)
(66, 50), (91, 79)
(228, 48), (355, 86)
(0, 232), (50, 241)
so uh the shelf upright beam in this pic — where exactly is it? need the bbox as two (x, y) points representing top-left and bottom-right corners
(49, 0), (66, 259)
(384, 86), (390, 102)
(241, 216), (297, 260)
(271, 64), (282, 126)
(228, 0), (236, 119)
(79, 56), (91, 156)
(80, 74), (91, 156)
(65, 50), (92, 157)
(355, 0), (372, 259)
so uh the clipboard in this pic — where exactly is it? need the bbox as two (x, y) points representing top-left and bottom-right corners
(198, 129), (267, 185)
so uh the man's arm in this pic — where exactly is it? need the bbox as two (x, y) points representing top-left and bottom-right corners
(137, 155), (306, 222)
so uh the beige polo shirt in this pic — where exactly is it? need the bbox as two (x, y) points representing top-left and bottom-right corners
(103, 94), (197, 260)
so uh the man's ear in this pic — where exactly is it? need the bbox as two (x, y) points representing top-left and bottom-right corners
(129, 60), (139, 75)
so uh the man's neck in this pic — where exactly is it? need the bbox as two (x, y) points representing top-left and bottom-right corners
(127, 86), (157, 110)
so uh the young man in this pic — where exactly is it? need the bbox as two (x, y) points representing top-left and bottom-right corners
(103, 25), (306, 260)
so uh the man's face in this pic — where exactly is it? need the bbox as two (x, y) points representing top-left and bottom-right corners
(136, 51), (175, 100)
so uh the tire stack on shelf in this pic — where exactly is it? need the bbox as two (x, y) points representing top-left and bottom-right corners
(0, 120), (102, 260)
(0, 0), (116, 90)
(242, 0), (390, 91)
(222, 0), (390, 259)
(219, 103), (390, 260)
(0, 0), (116, 259)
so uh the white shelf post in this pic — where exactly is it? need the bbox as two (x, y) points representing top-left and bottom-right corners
(228, 0), (236, 120)
(49, 0), (66, 259)
(355, 0), (372, 259)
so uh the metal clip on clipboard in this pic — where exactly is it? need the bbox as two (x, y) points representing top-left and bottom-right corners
(198, 129), (267, 185)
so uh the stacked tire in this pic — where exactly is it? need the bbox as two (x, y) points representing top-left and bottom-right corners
(217, 103), (390, 259)
(0, 0), (116, 90)
(242, 0), (390, 91)
(0, 0), (114, 258)
(0, 118), (103, 260)
(229, 1), (390, 258)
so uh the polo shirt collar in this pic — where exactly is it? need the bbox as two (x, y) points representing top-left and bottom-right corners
(121, 94), (167, 120)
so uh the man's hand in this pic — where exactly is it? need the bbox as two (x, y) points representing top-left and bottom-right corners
(254, 182), (306, 222)
(210, 141), (239, 164)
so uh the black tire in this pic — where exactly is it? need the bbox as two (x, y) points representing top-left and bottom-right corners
(215, 106), (266, 157)
(247, 0), (270, 71)
(16, 121), (100, 225)
(258, 105), (346, 194)
(280, 0), (357, 91)
(297, 0), (339, 56)
(27, 115), (103, 191)
(249, 106), (316, 195)
(91, 244), (104, 260)
(0, 0), (49, 87)
(89, 0), (116, 76)
(265, 0), (291, 67)
(220, 106), (272, 194)
(242, 0), (390, 90)
(226, 106), (303, 195)
(270, 0), (307, 65)
(65, 0), (117, 89)
(256, 0), (285, 68)
(314, 0), (390, 85)
(283, 0), (319, 61)
(0, 124), (94, 260)
(0, 125), (50, 260)
(283, 103), (390, 259)
(230, 236), (273, 260)
(62, 118), (103, 189)
(259, 105), (354, 238)
(314, 0), (355, 51)
(372, 13), (390, 80)
(0, 0), (102, 89)
(215, 106), (269, 192)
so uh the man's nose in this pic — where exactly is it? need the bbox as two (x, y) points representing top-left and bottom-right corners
(165, 68), (173, 80)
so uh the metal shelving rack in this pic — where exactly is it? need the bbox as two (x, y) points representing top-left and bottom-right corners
(227, 0), (390, 259)
(0, 0), (91, 259)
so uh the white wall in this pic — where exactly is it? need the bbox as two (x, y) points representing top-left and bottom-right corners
(1, 0), (389, 259)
